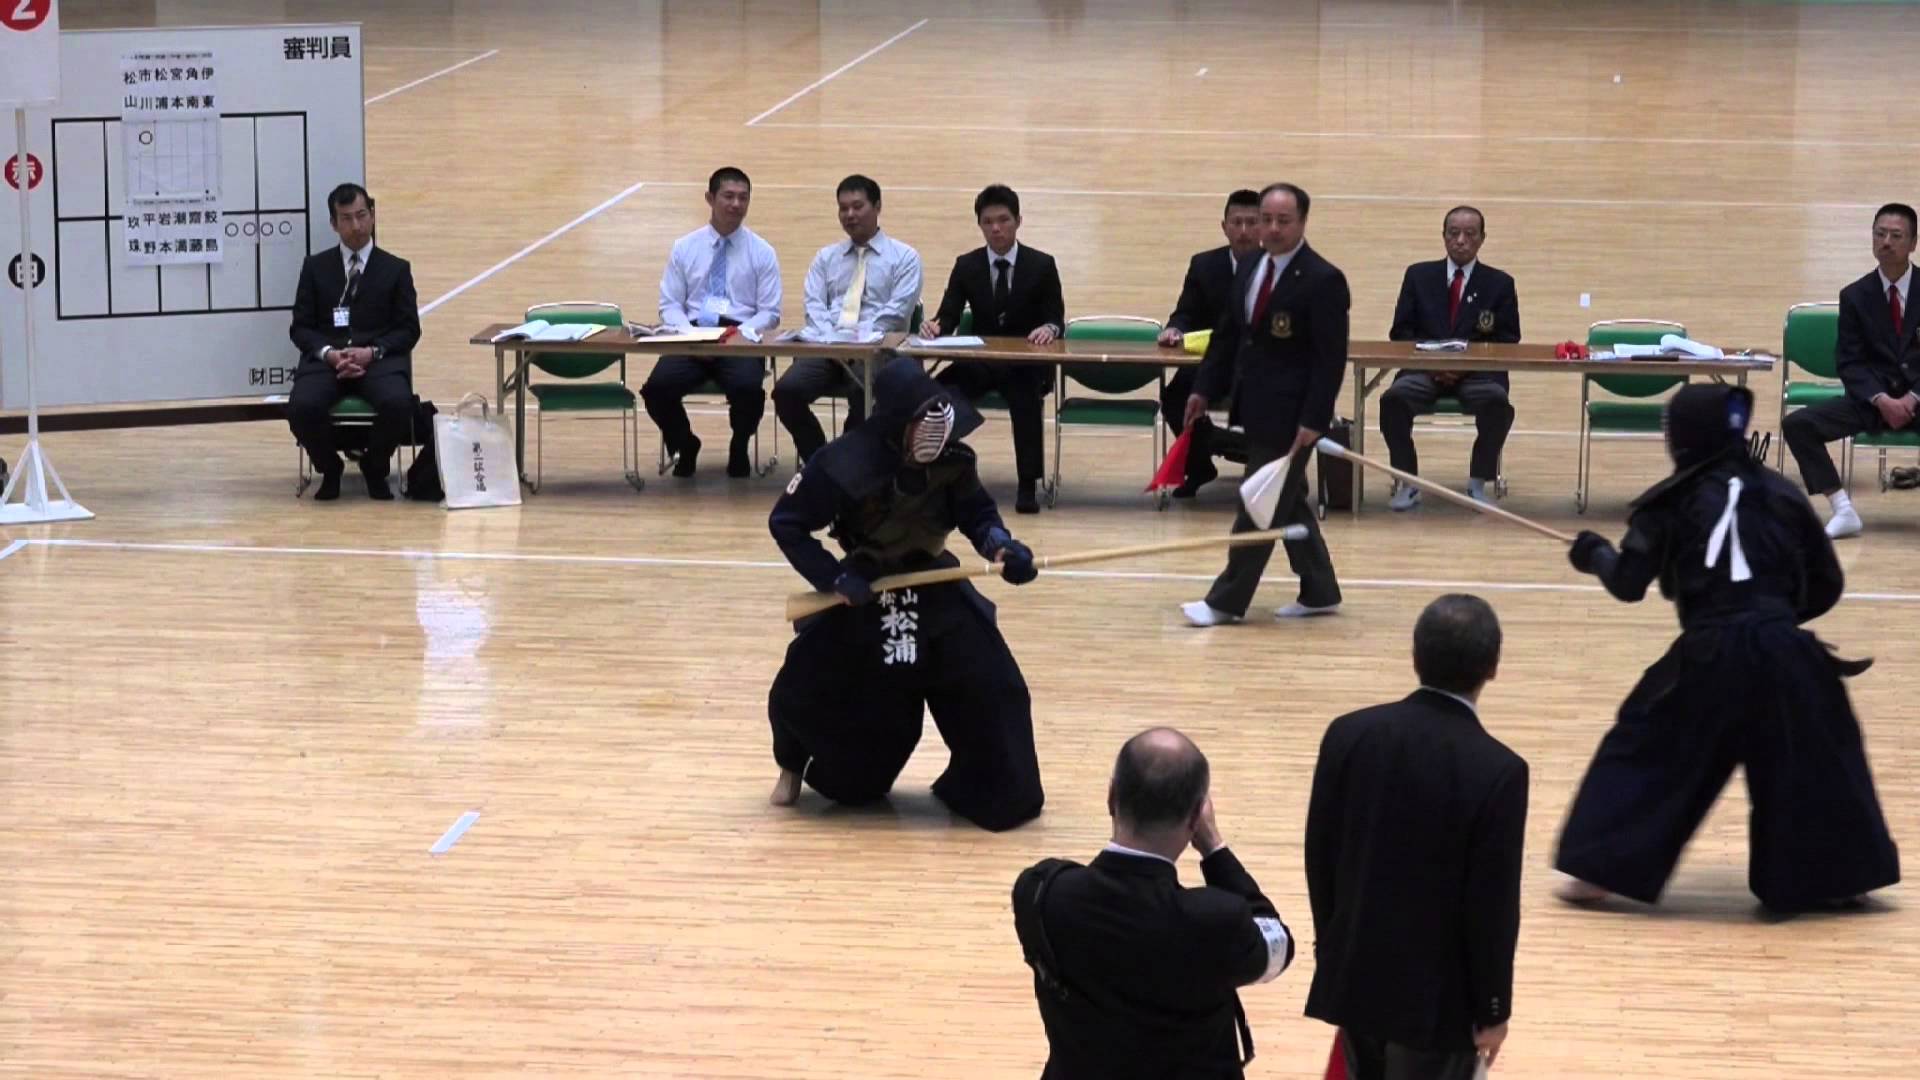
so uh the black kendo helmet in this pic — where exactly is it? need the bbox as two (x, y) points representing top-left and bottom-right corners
(1662, 384), (1754, 470)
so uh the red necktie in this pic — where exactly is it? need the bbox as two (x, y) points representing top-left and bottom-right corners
(1892, 284), (1904, 339)
(1448, 267), (1465, 328)
(1251, 258), (1278, 327)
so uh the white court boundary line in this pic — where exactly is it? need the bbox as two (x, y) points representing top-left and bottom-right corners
(22, 538), (1920, 603)
(630, 179), (1880, 214)
(930, 17), (1920, 37)
(745, 19), (930, 126)
(751, 120), (1919, 152)
(420, 181), (649, 316)
(365, 49), (500, 105)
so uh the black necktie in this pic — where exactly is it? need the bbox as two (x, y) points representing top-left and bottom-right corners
(993, 257), (1011, 327)
(341, 251), (362, 306)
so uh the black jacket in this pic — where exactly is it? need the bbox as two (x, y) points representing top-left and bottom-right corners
(288, 245), (420, 376)
(1588, 453), (1844, 628)
(1388, 259), (1521, 387)
(768, 357), (1003, 592)
(1837, 268), (1916, 412)
(1193, 243), (1350, 446)
(1165, 246), (1240, 336)
(1305, 690), (1528, 1053)
(1014, 848), (1291, 1080)
(933, 245), (1066, 338)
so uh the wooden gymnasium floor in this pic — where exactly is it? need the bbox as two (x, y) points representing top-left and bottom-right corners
(4, 2), (1919, 1076)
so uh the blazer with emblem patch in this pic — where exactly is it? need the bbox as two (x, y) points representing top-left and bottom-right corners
(1388, 259), (1521, 387)
(1193, 242), (1350, 447)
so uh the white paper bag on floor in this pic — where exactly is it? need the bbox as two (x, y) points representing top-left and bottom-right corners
(434, 394), (521, 509)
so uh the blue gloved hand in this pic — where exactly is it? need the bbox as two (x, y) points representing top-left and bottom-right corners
(996, 537), (1038, 585)
(833, 570), (875, 606)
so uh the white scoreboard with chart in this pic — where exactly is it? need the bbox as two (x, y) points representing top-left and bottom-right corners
(0, 22), (362, 408)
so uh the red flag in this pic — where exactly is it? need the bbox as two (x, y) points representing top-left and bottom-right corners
(1146, 429), (1193, 492)
(1324, 1031), (1348, 1080)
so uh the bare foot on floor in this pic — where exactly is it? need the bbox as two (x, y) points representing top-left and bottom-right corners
(769, 769), (802, 806)
(1555, 879), (1612, 904)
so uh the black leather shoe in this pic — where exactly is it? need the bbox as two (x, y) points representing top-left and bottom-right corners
(1171, 461), (1218, 499)
(362, 466), (394, 500)
(314, 469), (343, 501)
(672, 434), (701, 478)
(727, 436), (752, 478)
(1015, 481), (1040, 514)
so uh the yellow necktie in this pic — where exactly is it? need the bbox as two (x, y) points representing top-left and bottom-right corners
(838, 245), (870, 329)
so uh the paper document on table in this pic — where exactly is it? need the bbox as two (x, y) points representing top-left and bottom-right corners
(907, 335), (986, 348)
(1659, 334), (1724, 359)
(1415, 339), (1470, 352)
(794, 327), (885, 344)
(643, 328), (731, 344)
(490, 320), (606, 343)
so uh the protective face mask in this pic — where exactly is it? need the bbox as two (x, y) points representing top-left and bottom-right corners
(908, 402), (954, 464)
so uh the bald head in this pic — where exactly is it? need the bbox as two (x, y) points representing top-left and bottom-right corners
(1110, 727), (1210, 831)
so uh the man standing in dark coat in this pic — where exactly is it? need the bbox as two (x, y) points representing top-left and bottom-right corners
(1305, 594), (1526, 1079)
(766, 353), (1045, 832)
(1559, 384), (1900, 912)
(1180, 182), (1348, 625)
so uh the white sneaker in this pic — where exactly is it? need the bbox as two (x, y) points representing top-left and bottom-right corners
(1389, 483), (1420, 512)
(1274, 602), (1341, 619)
(1181, 601), (1242, 627)
(1825, 506), (1863, 539)
(1468, 479), (1493, 504)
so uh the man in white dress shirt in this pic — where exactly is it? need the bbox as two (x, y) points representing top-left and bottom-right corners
(771, 174), (923, 464)
(642, 167), (783, 478)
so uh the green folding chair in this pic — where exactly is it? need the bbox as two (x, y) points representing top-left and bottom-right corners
(522, 301), (643, 493)
(1577, 319), (1688, 512)
(295, 392), (416, 497)
(1056, 315), (1167, 509)
(1776, 302), (1850, 482)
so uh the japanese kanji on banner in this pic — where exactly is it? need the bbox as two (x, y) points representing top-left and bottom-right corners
(123, 204), (224, 266)
(120, 49), (221, 264)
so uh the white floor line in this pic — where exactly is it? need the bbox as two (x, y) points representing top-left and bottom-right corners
(23, 538), (1920, 603)
(420, 181), (648, 316)
(744, 19), (930, 126)
(750, 120), (1918, 152)
(0, 538), (26, 562)
(930, 17), (1918, 36)
(364, 49), (500, 105)
(630, 178), (1877, 214)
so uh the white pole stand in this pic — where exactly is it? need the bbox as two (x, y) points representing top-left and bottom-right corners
(1, 106), (90, 524)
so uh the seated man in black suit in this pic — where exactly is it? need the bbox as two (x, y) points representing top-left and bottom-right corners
(923, 185), (1066, 514)
(1157, 189), (1263, 497)
(287, 183), (421, 501)
(1379, 206), (1520, 509)
(1783, 202), (1920, 539)
(1013, 727), (1292, 1079)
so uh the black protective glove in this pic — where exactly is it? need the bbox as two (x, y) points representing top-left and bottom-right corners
(995, 537), (1038, 585)
(1568, 530), (1615, 575)
(833, 570), (875, 606)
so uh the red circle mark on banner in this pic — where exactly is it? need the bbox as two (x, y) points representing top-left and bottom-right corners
(3, 153), (44, 190)
(0, 0), (51, 32)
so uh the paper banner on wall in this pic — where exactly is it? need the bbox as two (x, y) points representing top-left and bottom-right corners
(123, 204), (225, 266)
(120, 49), (221, 264)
